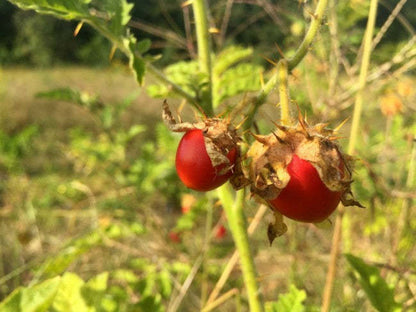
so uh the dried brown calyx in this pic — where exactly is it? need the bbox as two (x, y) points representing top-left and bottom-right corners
(232, 113), (363, 241)
(162, 100), (241, 169)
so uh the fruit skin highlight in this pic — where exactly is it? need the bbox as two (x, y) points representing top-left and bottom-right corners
(269, 154), (342, 223)
(176, 129), (237, 191)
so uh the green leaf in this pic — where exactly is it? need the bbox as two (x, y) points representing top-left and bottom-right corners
(129, 39), (146, 85)
(52, 272), (88, 312)
(6, 0), (90, 20)
(265, 285), (306, 312)
(0, 277), (61, 312)
(137, 39), (152, 54)
(345, 254), (402, 312)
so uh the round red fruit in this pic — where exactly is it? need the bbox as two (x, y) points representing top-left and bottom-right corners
(269, 155), (342, 223)
(176, 129), (237, 191)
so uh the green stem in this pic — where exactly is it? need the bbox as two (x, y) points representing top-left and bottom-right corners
(321, 0), (378, 310)
(348, 0), (379, 155)
(218, 185), (264, 312)
(192, 0), (214, 116)
(244, 0), (329, 130)
(278, 59), (290, 125)
(288, 0), (329, 70)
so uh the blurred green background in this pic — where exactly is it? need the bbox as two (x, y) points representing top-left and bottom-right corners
(0, 0), (415, 311)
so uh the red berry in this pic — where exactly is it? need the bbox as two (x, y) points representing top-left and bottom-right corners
(215, 225), (227, 239)
(176, 129), (237, 191)
(168, 231), (181, 243)
(269, 155), (342, 223)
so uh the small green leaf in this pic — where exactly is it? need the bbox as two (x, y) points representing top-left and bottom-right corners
(265, 285), (306, 312)
(345, 254), (402, 312)
(137, 39), (152, 54)
(129, 44), (146, 85)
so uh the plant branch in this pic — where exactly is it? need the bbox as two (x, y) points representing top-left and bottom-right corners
(321, 0), (379, 310)
(192, 0), (214, 115)
(287, 0), (329, 70)
(244, 0), (329, 130)
(278, 59), (290, 125)
(85, 19), (199, 108)
(217, 186), (264, 312)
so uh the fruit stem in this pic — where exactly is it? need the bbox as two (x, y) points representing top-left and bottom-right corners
(321, 0), (379, 310)
(192, 0), (214, 116)
(278, 59), (291, 126)
(217, 185), (264, 312)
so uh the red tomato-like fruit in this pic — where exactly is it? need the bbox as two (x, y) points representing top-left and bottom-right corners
(269, 155), (342, 223)
(176, 129), (237, 191)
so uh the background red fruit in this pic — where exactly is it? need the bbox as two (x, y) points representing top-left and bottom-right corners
(269, 155), (342, 223)
(175, 129), (237, 191)
(215, 225), (227, 239)
(168, 231), (181, 243)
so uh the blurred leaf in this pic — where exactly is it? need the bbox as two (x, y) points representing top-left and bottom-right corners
(0, 277), (61, 312)
(52, 272), (88, 311)
(265, 285), (306, 312)
(158, 269), (172, 299)
(345, 254), (402, 312)
(36, 88), (101, 111)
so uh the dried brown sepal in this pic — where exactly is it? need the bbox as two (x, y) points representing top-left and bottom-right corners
(162, 100), (241, 168)
(246, 112), (363, 209)
(267, 211), (288, 245)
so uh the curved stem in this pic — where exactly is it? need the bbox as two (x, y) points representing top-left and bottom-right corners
(218, 185), (264, 312)
(287, 0), (329, 70)
(192, 0), (214, 116)
(321, 0), (379, 310)
(244, 0), (329, 130)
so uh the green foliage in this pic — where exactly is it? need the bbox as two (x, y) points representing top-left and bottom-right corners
(147, 45), (263, 107)
(0, 125), (38, 173)
(345, 254), (402, 312)
(0, 276), (61, 312)
(265, 284), (307, 312)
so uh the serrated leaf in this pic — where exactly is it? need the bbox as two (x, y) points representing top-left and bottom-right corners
(265, 285), (306, 312)
(7, 0), (90, 20)
(345, 254), (402, 312)
(129, 40), (146, 85)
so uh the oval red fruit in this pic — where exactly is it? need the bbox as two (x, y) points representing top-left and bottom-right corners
(176, 129), (237, 191)
(269, 155), (342, 223)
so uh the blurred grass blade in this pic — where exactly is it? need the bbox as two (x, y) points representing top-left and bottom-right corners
(345, 254), (402, 312)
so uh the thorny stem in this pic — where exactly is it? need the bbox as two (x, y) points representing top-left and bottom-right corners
(217, 186), (264, 312)
(287, 0), (329, 70)
(278, 59), (290, 125)
(321, 0), (379, 310)
(192, 0), (214, 116)
(244, 0), (329, 130)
